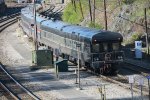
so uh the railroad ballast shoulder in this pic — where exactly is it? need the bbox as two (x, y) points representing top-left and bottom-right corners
(20, 5), (124, 74)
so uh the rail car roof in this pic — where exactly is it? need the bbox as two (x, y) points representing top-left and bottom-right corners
(92, 31), (123, 42)
(41, 19), (123, 42)
(22, 7), (46, 25)
(21, 7), (33, 19)
(41, 20), (100, 38)
(62, 25), (123, 42)
(21, 6), (123, 42)
(62, 25), (101, 38)
(41, 20), (70, 31)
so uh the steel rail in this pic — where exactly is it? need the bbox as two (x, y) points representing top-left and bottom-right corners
(124, 60), (150, 71)
(124, 60), (150, 76)
(0, 13), (20, 23)
(0, 64), (40, 100)
(0, 17), (18, 27)
(0, 81), (20, 100)
(88, 70), (149, 95)
(0, 18), (18, 32)
(87, 64), (149, 96)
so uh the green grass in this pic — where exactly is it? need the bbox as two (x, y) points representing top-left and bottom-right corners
(62, 0), (104, 28)
(62, 1), (86, 24)
(62, 0), (150, 30)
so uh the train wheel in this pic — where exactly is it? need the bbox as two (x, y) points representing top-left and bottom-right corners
(105, 64), (111, 74)
(110, 64), (119, 75)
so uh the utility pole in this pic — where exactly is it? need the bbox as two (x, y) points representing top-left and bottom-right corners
(88, 0), (92, 22)
(79, 0), (84, 19)
(103, 0), (107, 30)
(148, 78), (150, 100)
(93, 0), (96, 27)
(32, 0), (38, 66)
(34, 0), (38, 51)
(76, 33), (81, 90)
(144, 8), (149, 55)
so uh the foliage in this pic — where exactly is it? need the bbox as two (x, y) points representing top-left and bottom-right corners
(62, 1), (85, 24)
(131, 33), (140, 40)
(125, 32), (142, 45)
(122, 0), (136, 4)
(88, 22), (103, 29)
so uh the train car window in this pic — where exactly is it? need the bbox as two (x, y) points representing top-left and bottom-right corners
(47, 32), (51, 39)
(84, 43), (90, 53)
(92, 44), (99, 53)
(41, 30), (44, 37)
(108, 43), (113, 52)
(56, 35), (58, 41)
(67, 39), (69, 47)
(69, 40), (71, 47)
(60, 37), (64, 45)
(44, 32), (46, 37)
(103, 43), (108, 52)
(73, 41), (76, 49)
(64, 38), (66, 46)
(113, 43), (120, 50)
(80, 42), (83, 51)
(52, 34), (54, 40)
(66, 39), (69, 47)
(82, 43), (85, 52)
(72, 40), (74, 48)
(70, 40), (72, 47)
(99, 43), (104, 52)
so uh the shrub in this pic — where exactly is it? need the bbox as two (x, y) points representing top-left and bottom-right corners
(62, 2), (83, 24)
(122, 0), (135, 4)
(88, 22), (103, 29)
(124, 32), (142, 45)
(132, 32), (142, 40)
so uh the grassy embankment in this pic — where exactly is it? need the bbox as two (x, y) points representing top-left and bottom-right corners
(62, 0), (103, 29)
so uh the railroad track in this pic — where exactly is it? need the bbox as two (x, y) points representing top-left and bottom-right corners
(40, 4), (65, 20)
(40, 4), (55, 16)
(0, 63), (40, 100)
(124, 59), (150, 74)
(0, 13), (20, 23)
(0, 83), (16, 100)
(86, 60), (150, 96)
(0, 13), (20, 32)
(0, 2), (25, 32)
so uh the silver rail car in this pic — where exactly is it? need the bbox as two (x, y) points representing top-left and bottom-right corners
(20, 6), (124, 74)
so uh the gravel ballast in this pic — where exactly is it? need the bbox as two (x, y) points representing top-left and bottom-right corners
(0, 23), (149, 100)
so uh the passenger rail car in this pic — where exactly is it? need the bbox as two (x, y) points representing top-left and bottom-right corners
(20, 6), (124, 74)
